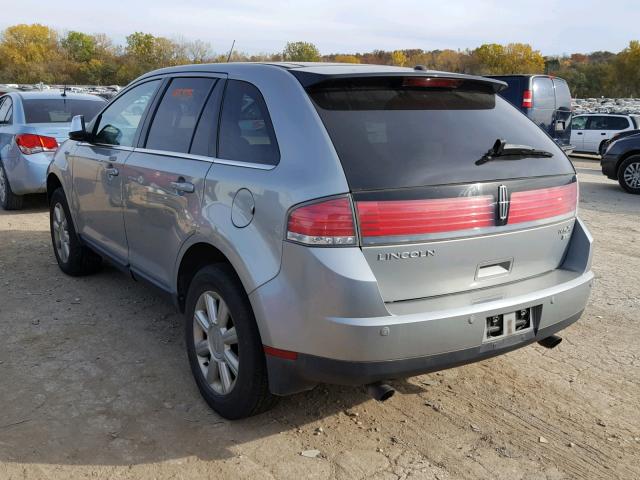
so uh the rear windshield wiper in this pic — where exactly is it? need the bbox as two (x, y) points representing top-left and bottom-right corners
(476, 138), (553, 165)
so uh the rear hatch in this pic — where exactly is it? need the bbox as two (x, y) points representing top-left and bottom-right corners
(301, 73), (577, 302)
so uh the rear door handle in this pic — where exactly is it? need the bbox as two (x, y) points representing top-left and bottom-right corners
(601, 132), (607, 135)
(577, 132), (583, 135)
(170, 180), (195, 194)
(105, 166), (119, 177)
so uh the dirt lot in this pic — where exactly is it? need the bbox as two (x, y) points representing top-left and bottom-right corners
(1, 158), (639, 480)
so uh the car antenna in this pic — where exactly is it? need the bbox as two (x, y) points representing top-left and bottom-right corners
(61, 85), (67, 97)
(226, 40), (236, 62)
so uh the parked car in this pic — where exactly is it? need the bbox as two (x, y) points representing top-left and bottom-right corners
(569, 113), (640, 155)
(598, 125), (640, 155)
(488, 75), (574, 153)
(601, 132), (640, 193)
(0, 91), (105, 209)
(47, 63), (594, 419)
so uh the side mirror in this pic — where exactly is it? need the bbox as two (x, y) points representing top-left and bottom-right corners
(69, 115), (89, 141)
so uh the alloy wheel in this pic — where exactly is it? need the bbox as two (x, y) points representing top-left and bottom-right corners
(193, 291), (239, 395)
(52, 203), (70, 263)
(623, 162), (640, 189)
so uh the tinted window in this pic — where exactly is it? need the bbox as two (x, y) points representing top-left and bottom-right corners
(190, 81), (224, 157)
(146, 77), (216, 154)
(552, 78), (572, 109)
(23, 98), (104, 123)
(94, 80), (160, 147)
(603, 116), (630, 130)
(0, 97), (10, 124)
(307, 77), (573, 190)
(572, 116), (587, 130)
(587, 116), (608, 130)
(532, 77), (554, 109)
(218, 80), (279, 165)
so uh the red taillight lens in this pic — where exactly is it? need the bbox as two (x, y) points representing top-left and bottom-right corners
(522, 89), (533, 108)
(357, 196), (495, 238)
(286, 197), (356, 246)
(508, 183), (577, 225)
(15, 134), (58, 155)
(402, 77), (463, 89)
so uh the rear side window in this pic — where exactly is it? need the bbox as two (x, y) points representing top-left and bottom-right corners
(307, 76), (573, 190)
(532, 77), (554, 109)
(146, 77), (216, 154)
(23, 99), (104, 123)
(190, 81), (224, 157)
(552, 78), (572, 110)
(0, 97), (10, 124)
(603, 116), (631, 130)
(218, 80), (279, 166)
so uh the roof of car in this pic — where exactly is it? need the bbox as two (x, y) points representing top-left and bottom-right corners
(138, 62), (508, 92)
(574, 113), (631, 117)
(14, 91), (105, 101)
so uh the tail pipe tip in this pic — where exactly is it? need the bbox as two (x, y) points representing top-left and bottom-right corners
(538, 334), (563, 349)
(366, 382), (395, 402)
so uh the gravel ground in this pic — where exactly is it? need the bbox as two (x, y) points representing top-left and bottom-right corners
(1, 158), (639, 479)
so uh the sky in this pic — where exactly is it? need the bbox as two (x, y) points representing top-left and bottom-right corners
(0, 0), (637, 56)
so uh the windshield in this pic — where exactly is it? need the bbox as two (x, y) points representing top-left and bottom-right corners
(23, 98), (104, 123)
(307, 77), (574, 191)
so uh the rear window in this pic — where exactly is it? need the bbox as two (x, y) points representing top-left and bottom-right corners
(532, 77), (554, 109)
(23, 98), (104, 123)
(307, 77), (573, 191)
(491, 76), (523, 107)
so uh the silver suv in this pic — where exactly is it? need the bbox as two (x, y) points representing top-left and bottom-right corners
(47, 63), (594, 419)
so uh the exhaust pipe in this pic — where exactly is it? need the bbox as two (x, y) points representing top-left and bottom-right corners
(538, 334), (562, 349)
(366, 382), (395, 402)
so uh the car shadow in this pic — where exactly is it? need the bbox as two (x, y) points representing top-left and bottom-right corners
(0, 228), (435, 466)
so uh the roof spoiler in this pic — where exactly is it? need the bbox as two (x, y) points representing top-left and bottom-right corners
(291, 70), (508, 93)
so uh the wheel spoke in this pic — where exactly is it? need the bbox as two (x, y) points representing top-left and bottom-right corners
(204, 293), (218, 325)
(216, 299), (230, 329)
(222, 327), (237, 345)
(54, 205), (62, 223)
(194, 310), (209, 331)
(206, 360), (219, 384)
(218, 361), (232, 392)
(196, 340), (210, 357)
(62, 242), (70, 261)
(223, 349), (239, 376)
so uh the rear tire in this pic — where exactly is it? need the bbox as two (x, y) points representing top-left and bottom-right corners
(185, 264), (276, 419)
(49, 188), (102, 275)
(618, 155), (640, 194)
(0, 161), (24, 210)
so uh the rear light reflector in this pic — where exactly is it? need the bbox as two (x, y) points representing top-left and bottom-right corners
(357, 195), (495, 238)
(522, 89), (533, 108)
(402, 77), (463, 89)
(508, 183), (577, 225)
(15, 134), (58, 155)
(286, 197), (356, 246)
(264, 346), (298, 360)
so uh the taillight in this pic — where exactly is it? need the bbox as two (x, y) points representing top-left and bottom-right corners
(402, 77), (463, 89)
(16, 134), (58, 155)
(522, 89), (533, 108)
(286, 197), (356, 246)
(357, 196), (495, 238)
(508, 183), (577, 225)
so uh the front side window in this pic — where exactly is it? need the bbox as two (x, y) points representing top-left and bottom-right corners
(146, 77), (216, 154)
(23, 99), (104, 123)
(218, 80), (279, 166)
(571, 116), (587, 130)
(94, 80), (160, 147)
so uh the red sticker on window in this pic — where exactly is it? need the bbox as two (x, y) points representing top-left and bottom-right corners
(172, 88), (193, 97)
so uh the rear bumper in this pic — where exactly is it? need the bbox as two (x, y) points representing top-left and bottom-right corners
(252, 218), (593, 395)
(6, 152), (52, 194)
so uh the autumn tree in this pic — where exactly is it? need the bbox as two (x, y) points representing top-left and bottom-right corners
(0, 24), (60, 83)
(391, 50), (408, 66)
(282, 41), (320, 62)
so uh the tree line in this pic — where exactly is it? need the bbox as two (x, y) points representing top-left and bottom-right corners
(0, 24), (639, 97)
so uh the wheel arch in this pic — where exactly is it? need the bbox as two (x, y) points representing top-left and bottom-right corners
(616, 150), (640, 178)
(46, 172), (63, 202)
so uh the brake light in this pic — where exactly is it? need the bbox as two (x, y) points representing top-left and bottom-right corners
(286, 197), (356, 246)
(508, 183), (577, 225)
(403, 77), (463, 89)
(15, 134), (58, 155)
(522, 89), (533, 108)
(357, 196), (495, 238)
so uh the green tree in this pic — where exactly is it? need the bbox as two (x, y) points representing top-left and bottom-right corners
(611, 40), (640, 96)
(282, 41), (320, 62)
(61, 31), (96, 63)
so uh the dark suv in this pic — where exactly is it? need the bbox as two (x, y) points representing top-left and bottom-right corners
(489, 75), (573, 153)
